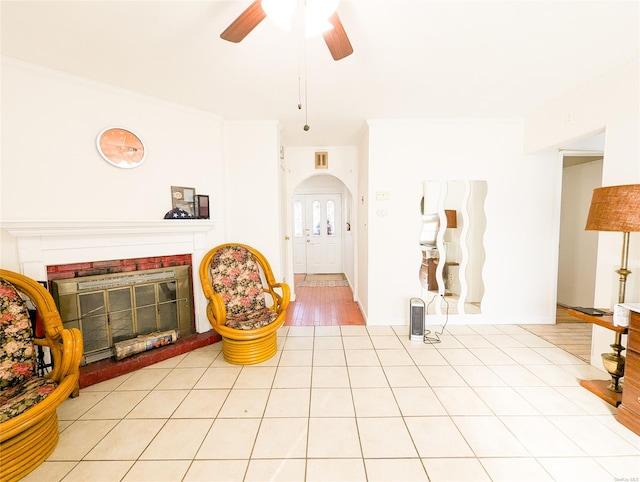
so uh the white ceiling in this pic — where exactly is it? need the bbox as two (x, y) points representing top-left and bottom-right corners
(1, 0), (638, 146)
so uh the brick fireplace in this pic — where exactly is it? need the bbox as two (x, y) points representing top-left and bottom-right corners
(49, 255), (194, 365)
(3, 220), (220, 387)
(47, 254), (194, 280)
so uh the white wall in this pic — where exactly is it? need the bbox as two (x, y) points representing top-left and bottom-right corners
(365, 119), (556, 325)
(358, 61), (639, 331)
(525, 60), (639, 366)
(525, 62), (640, 307)
(222, 121), (284, 279)
(1, 58), (225, 269)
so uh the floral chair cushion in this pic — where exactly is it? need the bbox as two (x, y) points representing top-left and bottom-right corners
(226, 308), (278, 330)
(0, 376), (58, 422)
(210, 246), (278, 330)
(0, 277), (57, 422)
(0, 278), (36, 390)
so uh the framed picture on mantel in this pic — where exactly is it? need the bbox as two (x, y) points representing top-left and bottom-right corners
(171, 186), (195, 217)
(195, 195), (210, 219)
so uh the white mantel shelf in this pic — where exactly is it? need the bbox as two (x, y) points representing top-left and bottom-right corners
(2, 219), (217, 237)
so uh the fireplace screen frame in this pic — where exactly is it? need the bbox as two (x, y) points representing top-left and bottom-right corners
(52, 266), (193, 365)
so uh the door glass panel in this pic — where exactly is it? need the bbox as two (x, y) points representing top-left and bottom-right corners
(107, 287), (134, 343)
(79, 292), (108, 353)
(312, 200), (321, 236)
(293, 201), (303, 237)
(326, 200), (335, 235)
(135, 284), (157, 335)
(158, 281), (178, 331)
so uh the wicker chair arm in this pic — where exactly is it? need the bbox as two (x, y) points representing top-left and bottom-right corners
(198, 252), (215, 300)
(200, 278), (215, 301)
(270, 283), (291, 312)
(205, 293), (227, 326)
(48, 327), (83, 383)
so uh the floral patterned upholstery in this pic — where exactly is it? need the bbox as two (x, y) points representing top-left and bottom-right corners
(0, 377), (57, 423)
(0, 278), (57, 422)
(0, 269), (82, 482)
(210, 245), (278, 330)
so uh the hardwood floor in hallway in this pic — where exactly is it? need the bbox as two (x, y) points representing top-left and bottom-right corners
(520, 305), (592, 363)
(284, 274), (366, 326)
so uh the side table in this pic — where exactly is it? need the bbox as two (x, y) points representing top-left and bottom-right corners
(567, 308), (627, 407)
(617, 309), (640, 435)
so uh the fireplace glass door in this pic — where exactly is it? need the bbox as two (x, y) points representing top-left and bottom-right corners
(52, 266), (193, 365)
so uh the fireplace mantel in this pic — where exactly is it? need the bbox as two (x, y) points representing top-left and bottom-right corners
(3, 220), (216, 237)
(3, 219), (217, 334)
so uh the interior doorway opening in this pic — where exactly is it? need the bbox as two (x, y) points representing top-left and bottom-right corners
(287, 174), (361, 325)
(291, 174), (355, 281)
(556, 137), (605, 311)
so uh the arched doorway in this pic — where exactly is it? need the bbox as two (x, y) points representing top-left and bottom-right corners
(291, 174), (352, 279)
(284, 173), (362, 325)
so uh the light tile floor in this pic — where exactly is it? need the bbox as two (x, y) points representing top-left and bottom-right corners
(27, 324), (640, 482)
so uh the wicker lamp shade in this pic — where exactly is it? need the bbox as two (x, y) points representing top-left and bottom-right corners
(585, 184), (640, 232)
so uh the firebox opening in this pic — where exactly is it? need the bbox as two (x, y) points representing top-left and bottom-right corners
(51, 265), (194, 365)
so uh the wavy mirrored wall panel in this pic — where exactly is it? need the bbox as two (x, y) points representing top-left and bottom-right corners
(420, 180), (487, 315)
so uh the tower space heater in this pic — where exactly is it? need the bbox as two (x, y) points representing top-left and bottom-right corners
(409, 297), (425, 341)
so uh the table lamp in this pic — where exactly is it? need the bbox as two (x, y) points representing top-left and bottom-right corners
(585, 183), (640, 392)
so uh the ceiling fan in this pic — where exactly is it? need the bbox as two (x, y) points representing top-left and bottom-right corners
(220, 0), (353, 61)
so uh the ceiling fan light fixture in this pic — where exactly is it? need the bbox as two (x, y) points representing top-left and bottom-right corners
(305, 0), (340, 36)
(306, 0), (340, 19)
(305, 17), (333, 37)
(263, 0), (340, 36)
(262, 0), (297, 31)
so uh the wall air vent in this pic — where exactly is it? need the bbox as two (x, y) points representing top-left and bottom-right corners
(315, 151), (328, 169)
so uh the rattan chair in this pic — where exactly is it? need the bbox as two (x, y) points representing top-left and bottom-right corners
(199, 244), (290, 364)
(0, 269), (83, 482)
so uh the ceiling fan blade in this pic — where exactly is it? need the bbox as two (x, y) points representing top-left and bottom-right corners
(220, 0), (267, 43)
(322, 12), (353, 61)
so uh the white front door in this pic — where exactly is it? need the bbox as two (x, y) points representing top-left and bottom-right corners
(292, 194), (342, 274)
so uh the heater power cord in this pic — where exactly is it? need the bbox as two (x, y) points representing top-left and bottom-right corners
(423, 293), (449, 345)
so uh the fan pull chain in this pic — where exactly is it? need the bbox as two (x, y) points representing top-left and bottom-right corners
(295, 4), (309, 132)
(303, 77), (309, 131)
(303, 34), (310, 131)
